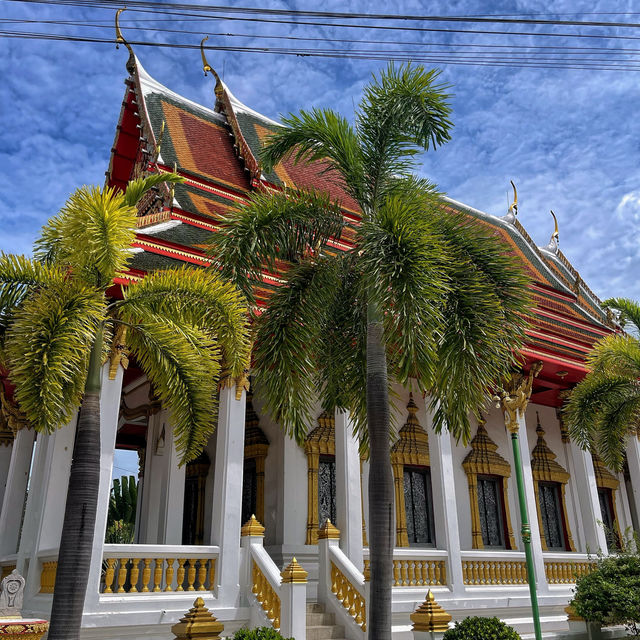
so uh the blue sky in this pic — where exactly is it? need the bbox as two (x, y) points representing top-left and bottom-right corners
(1, 0), (640, 301)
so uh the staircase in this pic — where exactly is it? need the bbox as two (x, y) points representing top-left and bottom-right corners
(306, 603), (346, 640)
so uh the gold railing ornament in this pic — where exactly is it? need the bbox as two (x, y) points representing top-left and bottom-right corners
(493, 361), (543, 434)
(330, 562), (366, 630)
(252, 561), (281, 629)
(280, 557), (308, 583)
(410, 589), (452, 633)
(171, 597), (224, 640)
(105, 324), (130, 380)
(318, 519), (341, 540)
(241, 515), (265, 537)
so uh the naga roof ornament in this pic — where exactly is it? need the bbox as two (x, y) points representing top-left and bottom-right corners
(502, 180), (518, 223)
(115, 8), (136, 74)
(543, 209), (560, 254)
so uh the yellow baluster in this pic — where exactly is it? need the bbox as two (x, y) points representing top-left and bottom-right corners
(164, 558), (175, 591)
(393, 561), (400, 586)
(129, 558), (139, 592)
(208, 558), (216, 590)
(197, 560), (207, 591)
(153, 558), (163, 592)
(104, 558), (116, 593)
(141, 558), (151, 592)
(176, 558), (186, 591)
(187, 558), (197, 591)
(117, 558), (128, 593)
(428, 560), (436, 585)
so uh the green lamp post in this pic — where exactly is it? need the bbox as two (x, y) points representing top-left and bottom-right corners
(494, 361), (544, 640)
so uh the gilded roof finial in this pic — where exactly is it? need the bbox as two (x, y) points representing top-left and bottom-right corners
(544, 209), (560, 254)
(502, 180), (518, 223)
(154, 120), (165, 160)
(200, 36), (222, 83)
(115, 8), (136, 73)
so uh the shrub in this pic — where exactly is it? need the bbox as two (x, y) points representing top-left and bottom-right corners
(571, 536), (640, 638)
(232, 627), (292, 640)
(443, 616), (521, 640)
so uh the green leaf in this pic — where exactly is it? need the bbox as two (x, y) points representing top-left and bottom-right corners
(123, 172), (184, 208)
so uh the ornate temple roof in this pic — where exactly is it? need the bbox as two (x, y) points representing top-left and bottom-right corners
(105, 54), (619, 408)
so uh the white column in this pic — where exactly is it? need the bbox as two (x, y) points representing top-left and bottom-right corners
(211, 385), (246, 607)
(569, 442), (608, 553)
(513, 413), (548, 592)
(334, 410), (363, 570)
(20, 417), (77, 600)
(429, 429), (465, 596)
(625, 436), (640, 535)
(0, 443), (13, 510)
(84, 363), (124, 610)
(0, 429), (35, 557)
(280, 434), (308, 545)
(156, 420), (186, 544)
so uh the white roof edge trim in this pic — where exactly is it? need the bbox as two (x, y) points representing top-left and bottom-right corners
(221, 81), (282, 127)
(134, 56), (226, 125)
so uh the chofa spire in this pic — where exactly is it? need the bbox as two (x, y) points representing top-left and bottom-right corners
(115, 8), (136, 74)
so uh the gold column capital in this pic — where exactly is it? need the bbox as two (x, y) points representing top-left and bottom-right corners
(493, 361), (543, 433)
(410, 589), (452, 632)
(318, 519), (341, 540)
(280, 557), (308, 583)
(240, 515), (265, 537)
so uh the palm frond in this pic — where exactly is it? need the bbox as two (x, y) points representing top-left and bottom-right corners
(124, 313), (221, 463)
(603, 297), (640, 334)
(358, 192), (449, 386)
(208, 189), (344, 303)
(0, 253), (67, 337)
(33, 214), (66, 265)
(123, 172), (184, 208)
(429, 211), (531, 443)
(5, 280), (105, 433)
(260, 109), (365, 202)
(587, 333), (640, 378)
(117, 267), (251, 378)
(253, 255), (345, 443)
(356, 64), (452, 205)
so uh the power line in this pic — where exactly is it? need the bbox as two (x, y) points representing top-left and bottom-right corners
(4, 29), (640, 72)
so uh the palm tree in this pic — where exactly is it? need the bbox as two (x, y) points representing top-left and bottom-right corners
(210, 64), (531, 638)
(565, 297), (640, 472)
(0, 174), (251, 640)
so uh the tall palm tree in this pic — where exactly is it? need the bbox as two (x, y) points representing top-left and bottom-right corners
(210, 64), (531, 638)
(0, 174), (251, 640)
(565, 298), (640, 471)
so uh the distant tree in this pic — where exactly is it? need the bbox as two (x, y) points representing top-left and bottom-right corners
(106, 475), (138, 544)
(565, 298), (640, 471)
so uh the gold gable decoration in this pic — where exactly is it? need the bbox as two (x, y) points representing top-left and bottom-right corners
(244, 392), (269, 524)
(304, 412), (335, 545)
(531, 413), (576, 551)
(391, 395), (430, 547)
(462, 418), (516, 550)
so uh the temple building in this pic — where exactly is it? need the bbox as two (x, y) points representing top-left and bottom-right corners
(1, 50), (639, 640)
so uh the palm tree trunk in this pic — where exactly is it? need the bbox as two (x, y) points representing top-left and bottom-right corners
(48, 329), (103, 640)
(366, 301), (394, 639)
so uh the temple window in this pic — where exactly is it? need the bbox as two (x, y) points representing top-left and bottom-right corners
(182, 452), (210, 545)
(592, 452), (622, 547)
(530, 413), (575, 551)
(403, 466), (435, 545)
(391, 395), (434, 547)
(463, 419), (516, 550)
(243, 392), (269, 525)
(304, 412), (335, 544)
(477, 474), (507, 548)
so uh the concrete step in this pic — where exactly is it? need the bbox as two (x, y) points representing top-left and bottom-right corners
(306, 602), (324, 613)
(306, 625), (346, 640)
(306, 612), (336, 626)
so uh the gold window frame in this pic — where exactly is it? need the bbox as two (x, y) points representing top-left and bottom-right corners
(530, 413), (576, 551)
(304, 412), (335, 544)
(391, 395), (431, 547)
(462, 419), (516, 550)
(244, 393), (269, 525)
(592, 452), (623, 545)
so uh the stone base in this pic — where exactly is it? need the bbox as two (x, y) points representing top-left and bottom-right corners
(0, 619), (49, 640)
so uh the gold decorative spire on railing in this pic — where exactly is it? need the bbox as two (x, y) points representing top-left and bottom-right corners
(410, 590), (452, 632)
